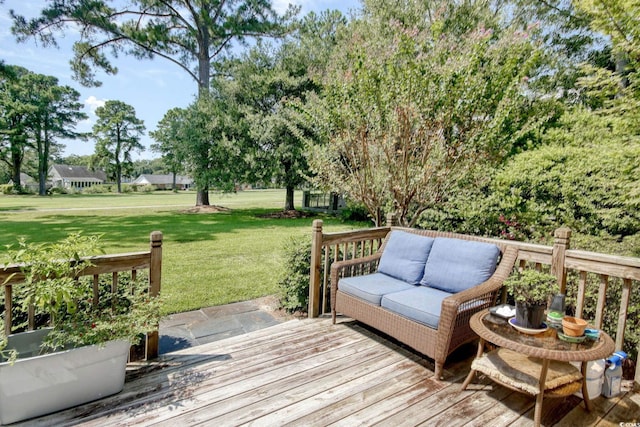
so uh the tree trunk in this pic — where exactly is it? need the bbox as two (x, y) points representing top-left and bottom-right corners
(116, 162), (122, 193)
(172, 171), (177, 192)
(284, 186), (295, 211)
(11, 146), (22, 193)
(38, 125), (49, 196)
(194, 41), (211, 206)
(196, 188), (209, 206)
(38, 171), (46, 196)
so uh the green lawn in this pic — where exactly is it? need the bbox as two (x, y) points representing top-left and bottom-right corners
(0, 189), (367, 314)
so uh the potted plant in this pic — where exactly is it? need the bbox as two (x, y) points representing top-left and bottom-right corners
(504, 269), (559, 329)
(0, 233), (161, 424)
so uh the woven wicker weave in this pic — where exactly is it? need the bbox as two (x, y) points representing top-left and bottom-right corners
(330, 227), (519, 379)
(470, 348), (583, 395)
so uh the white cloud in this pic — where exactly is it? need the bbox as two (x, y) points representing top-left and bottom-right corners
(77, 95), (107, 129)
(272, 0), (358, 16)
(85, 95), (106, 114)
(273, 0), (323, 15)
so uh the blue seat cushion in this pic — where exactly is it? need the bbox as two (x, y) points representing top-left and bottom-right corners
(381, 286), (452, 329)
(377, 231), (435, 285)
(339, 273), (416, 306)
(420, 237), (500, 293)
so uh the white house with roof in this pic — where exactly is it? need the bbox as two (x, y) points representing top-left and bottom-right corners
(48, 164), (107, 190)
(132, 174), (193, 190)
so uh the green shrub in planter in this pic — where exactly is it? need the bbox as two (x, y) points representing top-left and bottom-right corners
(505, 269), (559, 328)
(1, 233), (161, 355)
(505, 269), (559, 306)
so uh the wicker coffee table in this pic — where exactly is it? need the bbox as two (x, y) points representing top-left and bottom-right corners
(461, 309), (614, 427)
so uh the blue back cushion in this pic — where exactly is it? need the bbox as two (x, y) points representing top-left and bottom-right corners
(377, 231), (435, 285)
(420, 237), (500, 293)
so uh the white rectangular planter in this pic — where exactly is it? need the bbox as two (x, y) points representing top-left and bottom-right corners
(0, 329), (130, 425)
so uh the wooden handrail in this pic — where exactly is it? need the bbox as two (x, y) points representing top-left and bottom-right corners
(309, 220), (640, 386)
(1, 231), (162, 360)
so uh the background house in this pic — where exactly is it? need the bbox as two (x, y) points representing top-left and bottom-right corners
(48, 164), (107, 190)
(132, 174), (193, 190)
(8, 173), (39, 192)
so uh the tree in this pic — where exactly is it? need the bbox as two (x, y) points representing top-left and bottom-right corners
(130, 157), (168, 177)
(12, 0), (295, 206)
(150, 108), (188, 191)
(92, 100), (145, 193)
(56, 154), (93, 167)
(307, 1), (554, 226)
(182, 94), (248, 195)
(1, 66), (86, 195)
(22, 73), (87, 195)
(208, 11), (346, 211)
(0, 65), (32, 192)
(573, 0), (639, 126)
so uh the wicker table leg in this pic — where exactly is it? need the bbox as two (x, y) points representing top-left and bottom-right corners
(461, 338), (485, 391)
(534, 358), (550, 427)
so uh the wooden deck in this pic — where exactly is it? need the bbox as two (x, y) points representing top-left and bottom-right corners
(17, 318), (639, 426)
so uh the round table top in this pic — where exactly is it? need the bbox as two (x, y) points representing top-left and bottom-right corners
(471, 309), (615, 362)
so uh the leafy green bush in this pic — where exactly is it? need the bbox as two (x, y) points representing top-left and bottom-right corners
(83, 184), (108, 194)
(47, 186), (68, 195)
(278, 235), (311, 313)
(340, 201), (371, 223)
(46, 272), (160, 350)
(492, 145), (639, 238)
(419, 107), (640, 243)
(1, 233), (161, 356)
(0, 184), (14, 195)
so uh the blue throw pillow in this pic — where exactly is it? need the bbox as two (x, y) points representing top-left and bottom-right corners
(377, 231), (435, 284)
(420, 237), (500, 293)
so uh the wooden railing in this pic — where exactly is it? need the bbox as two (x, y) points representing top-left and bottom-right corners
(1, 231), (162, 361)
(309, 218), (640, 386)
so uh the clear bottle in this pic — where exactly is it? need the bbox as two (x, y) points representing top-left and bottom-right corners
(602, 351), (627, 398)
(585, 359), (606, 399)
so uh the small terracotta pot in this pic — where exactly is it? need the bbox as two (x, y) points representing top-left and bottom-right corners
(562, 316), (588, 337)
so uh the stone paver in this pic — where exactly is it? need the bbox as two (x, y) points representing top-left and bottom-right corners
(158, 297), (284, 354)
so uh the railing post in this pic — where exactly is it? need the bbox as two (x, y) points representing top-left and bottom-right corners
(552, 227), (571, 294)
(386, 213), (398, 226)
(309, 220), (324, 318)
(146, 231), (162, 360)
(636, 341), (640, 389)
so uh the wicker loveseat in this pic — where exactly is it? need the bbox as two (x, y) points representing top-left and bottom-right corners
(330, 228), (518, 379)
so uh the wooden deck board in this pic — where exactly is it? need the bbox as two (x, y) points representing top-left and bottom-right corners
(13, 317), (638, 427)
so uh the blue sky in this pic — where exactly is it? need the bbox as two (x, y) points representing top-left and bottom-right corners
(0, 0), (360, 160)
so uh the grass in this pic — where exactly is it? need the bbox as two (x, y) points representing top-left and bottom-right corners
(0, 189), (368, 315)
(0, 189), (288, 212)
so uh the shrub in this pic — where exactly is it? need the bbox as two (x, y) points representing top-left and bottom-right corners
(47, 186), (68, 195)
(340, 201), (371, 223)
(278, 235), (312, 313)
(0, 184), (14, 195)
(83, 185), (107, 194)
(1, 233), (161, 355)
